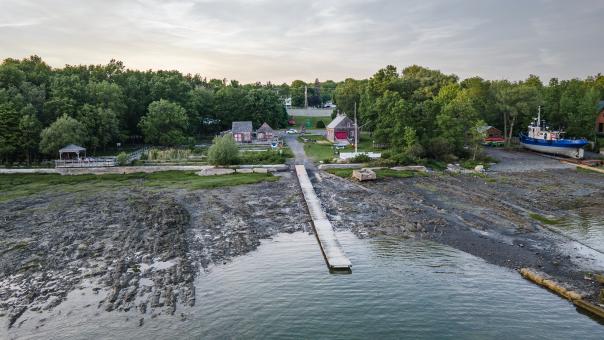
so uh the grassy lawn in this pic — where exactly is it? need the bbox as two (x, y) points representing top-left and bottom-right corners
(297, 134), (327, 142)
(298, 132), (381, 162)
(326, 168), (425, 179)
(0, 171), (278, 202)
(355, 132), (377, 152)
(290, 116), (331, 129)
(304, 143), (336, 161)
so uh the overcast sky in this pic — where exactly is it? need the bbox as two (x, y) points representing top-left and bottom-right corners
(1, 0), (602, 83)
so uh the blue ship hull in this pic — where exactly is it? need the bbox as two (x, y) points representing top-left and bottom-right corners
(520, 134), (588, 159)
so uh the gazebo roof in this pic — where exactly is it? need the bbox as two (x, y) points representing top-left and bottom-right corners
(59, 144), (86, 153)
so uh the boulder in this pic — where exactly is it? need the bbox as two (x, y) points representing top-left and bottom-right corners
(352, 168), (377, 181)
(253, 168), (268, 174)
(236, 168), (253, 174)
(474, 165), (485, 173)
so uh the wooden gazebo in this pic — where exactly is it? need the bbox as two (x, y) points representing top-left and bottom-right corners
(58, 144), (86, 160)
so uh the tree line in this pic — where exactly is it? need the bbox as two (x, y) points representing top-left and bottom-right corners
(0, 56), (288, 163)
(332, 65), (604, 161)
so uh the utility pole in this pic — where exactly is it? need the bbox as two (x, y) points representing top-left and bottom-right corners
(304, 85), (308, 109)
(354, 102), (358, 154)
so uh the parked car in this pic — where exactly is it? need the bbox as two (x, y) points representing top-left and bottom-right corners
(286, 129), (298, 134)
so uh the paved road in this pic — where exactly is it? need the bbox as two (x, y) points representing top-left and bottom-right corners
(284, 134), (318, 171)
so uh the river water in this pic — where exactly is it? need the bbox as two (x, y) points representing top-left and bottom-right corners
(556, 206), (604, 254)
(6, 232), (603, 339)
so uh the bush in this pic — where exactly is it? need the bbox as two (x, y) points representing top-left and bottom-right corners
(369, 157), (396, 167)
(424, 137), (454, 161)
(239, 149), (292, 164)
(116, 152), (129, 166)
(350, 153), (372, 163)
(208, 135), (240, 165)
(381, 151), (392, 159)
(391, 152), (415, 165)
(316, 120), (326, 128)
(407, 143), (425, 159)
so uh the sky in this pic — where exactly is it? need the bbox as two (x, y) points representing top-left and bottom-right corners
(0, 0), (603, 84)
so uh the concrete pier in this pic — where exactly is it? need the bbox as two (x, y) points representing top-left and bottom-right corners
(295, 165), (352, 271)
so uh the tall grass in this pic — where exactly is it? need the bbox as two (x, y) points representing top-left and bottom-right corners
(0, 171), (278, 202)
(146, 148), (192, 161)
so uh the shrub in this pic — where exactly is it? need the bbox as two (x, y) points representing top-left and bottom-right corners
(116, 152), (129, 166)
(370, 157), (396, 167)
(239, 149), (291, 164)
(316, 120), (326, 128)
(407, 143), (425, 159)
(425, 137), (454, 161)
(208, 135), (240, 165)
(350, 153), (372, 163)
(381, 151), (392, 159)
(391, 152), (415, 165)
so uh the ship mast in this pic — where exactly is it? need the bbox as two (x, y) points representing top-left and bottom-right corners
(537, 106), (541, 127)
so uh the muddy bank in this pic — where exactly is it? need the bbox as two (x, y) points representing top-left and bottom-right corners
(313, 167), (604, 308)
(0, 173), (308, 329)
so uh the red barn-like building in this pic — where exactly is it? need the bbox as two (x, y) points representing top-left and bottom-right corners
(326, 115), (355, 142)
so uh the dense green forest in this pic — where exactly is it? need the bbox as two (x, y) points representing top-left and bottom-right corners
(332, 65), (604, 160)
(0, 56), (288, 163)
(1, 56), (603, 165)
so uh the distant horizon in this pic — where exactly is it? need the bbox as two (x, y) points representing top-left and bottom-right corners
(2, 0), (603, 84)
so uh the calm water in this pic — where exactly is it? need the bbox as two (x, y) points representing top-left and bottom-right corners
(7, 232), (603, 339)
(556, 207), (604, 253)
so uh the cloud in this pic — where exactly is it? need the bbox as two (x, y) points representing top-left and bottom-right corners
(0, 0), (602, 83)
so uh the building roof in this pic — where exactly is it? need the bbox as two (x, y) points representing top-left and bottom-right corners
(597, 100), (604, 113)
(327, 115), (353, 129)
(232, 121), (253, 133)
(59, 144), (86, 153)
(477, 125), (500, 133)
(256, 122), (274, 133)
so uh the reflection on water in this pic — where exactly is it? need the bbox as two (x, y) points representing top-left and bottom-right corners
(6, 232), (603, 339)
(557, 207), (604, 253)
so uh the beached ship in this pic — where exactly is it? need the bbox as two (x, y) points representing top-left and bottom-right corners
(520, 107), (588, 159)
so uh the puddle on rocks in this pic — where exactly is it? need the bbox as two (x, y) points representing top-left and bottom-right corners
(4, 232), (603, 339)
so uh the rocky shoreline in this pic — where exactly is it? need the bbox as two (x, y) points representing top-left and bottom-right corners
(1, 163), (603, 330)
(314, 167), (604, 310)
(0, 172), (309, 329)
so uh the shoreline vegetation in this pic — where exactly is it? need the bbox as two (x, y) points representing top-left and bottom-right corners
(0, 171), (278, 202)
